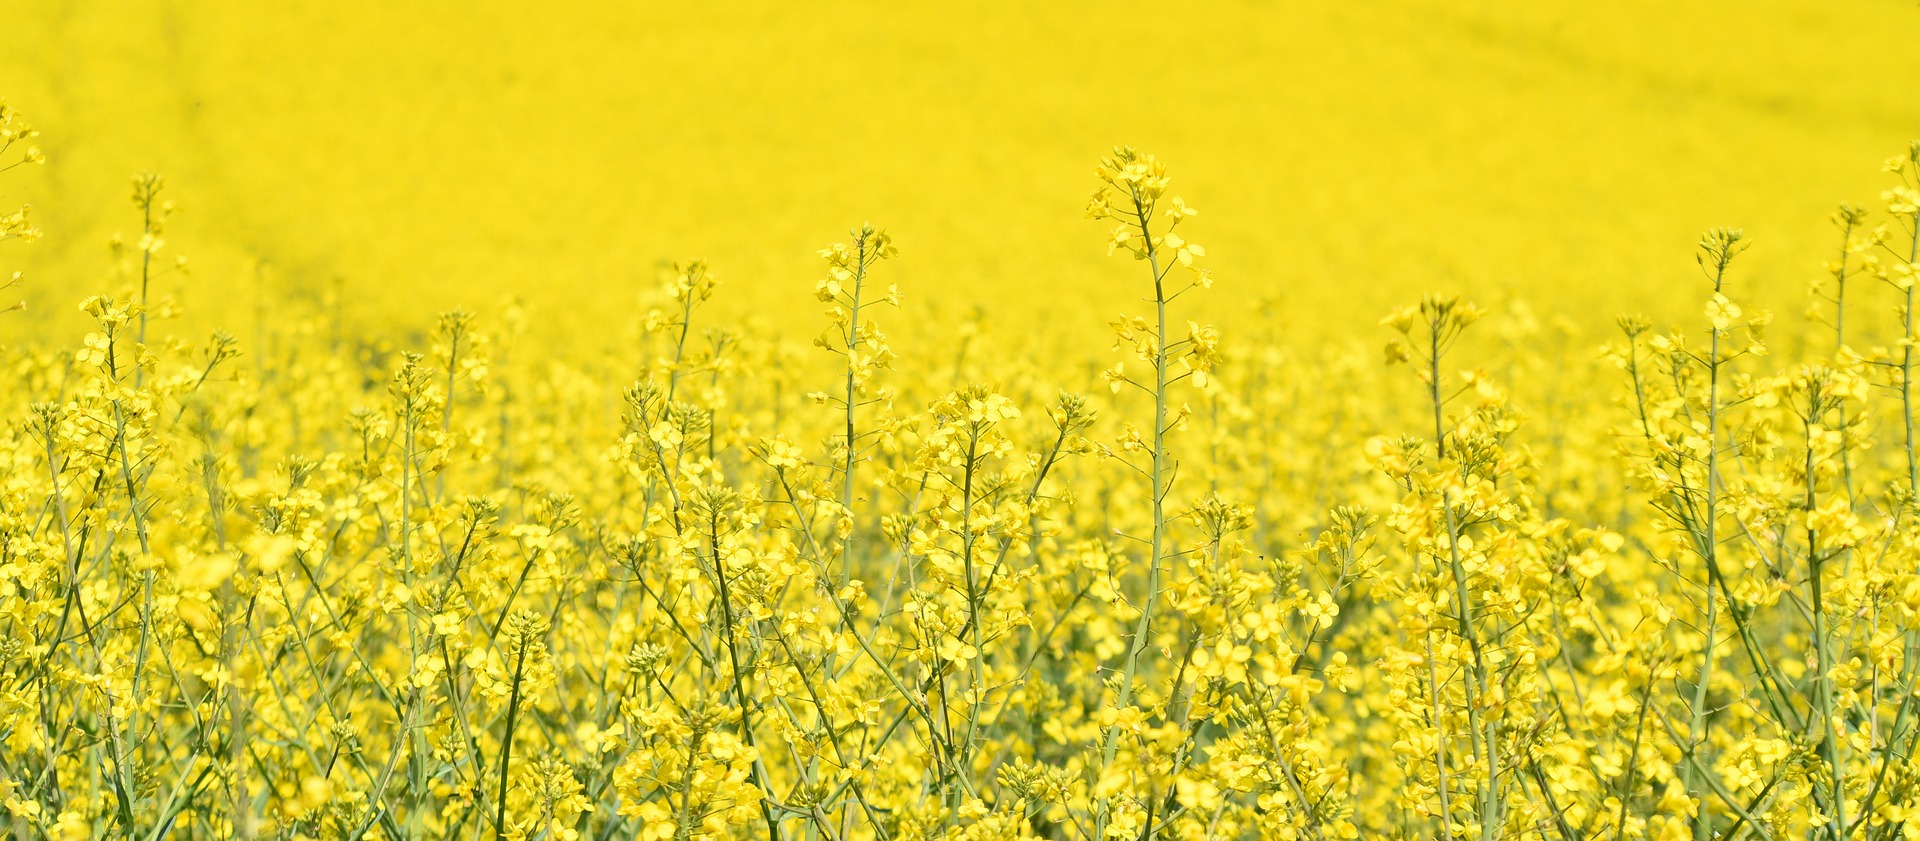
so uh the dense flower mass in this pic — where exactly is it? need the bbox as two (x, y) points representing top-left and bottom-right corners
(9, 89), (1920, 841)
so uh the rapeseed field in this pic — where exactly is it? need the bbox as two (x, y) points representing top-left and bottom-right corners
(7, 2), (1920, 839)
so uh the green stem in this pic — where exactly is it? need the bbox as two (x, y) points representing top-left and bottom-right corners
(1100, 187), (1170, 803)
(494, 646), (526, 841)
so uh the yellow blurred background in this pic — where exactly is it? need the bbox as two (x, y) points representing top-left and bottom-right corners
(5, 0), (1920, 351)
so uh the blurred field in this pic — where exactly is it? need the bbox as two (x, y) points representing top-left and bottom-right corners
(5, 0), (1920, 351)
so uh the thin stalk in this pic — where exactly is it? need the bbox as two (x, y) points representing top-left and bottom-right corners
(1688, 236), (1737, 841)
(709, 509), (783, 841)
(1100, 186), (1170, 803)
(1805, 415), (1845, 839)
(1426, 313), (1498, 840)
(495, 644), (527, 841)
(959, 429), (986, 789)
(840, 235), (869, 592)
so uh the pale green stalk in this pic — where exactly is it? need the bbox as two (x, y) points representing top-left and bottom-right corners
(1101, 185), (1170, 780)
(1687, 232), (1738, 841)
